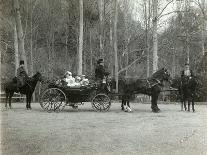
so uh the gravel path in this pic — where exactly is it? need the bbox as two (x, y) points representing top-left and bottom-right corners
(1, 102), (207, 155)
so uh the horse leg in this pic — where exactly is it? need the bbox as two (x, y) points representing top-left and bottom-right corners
(192, 98), (195, 112)
(9, 92), (14, 109)
(5, 92), (9, 108)
(151, 95), (157, 112)
(26, 94), (29, 109)
(183, 100), (187, 111)
(151, 94), (160, 112)
(126, 100), (132, 112)
(121, 99), (125, 111)
(155, 94), (160, 111)
(180, 96), (184, 111)
(188, 100), (190, 112)
(181, 101), (183, 111)
(28, 94), (32, 109)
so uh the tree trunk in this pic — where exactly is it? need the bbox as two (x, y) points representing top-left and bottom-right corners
(152, 0), (158, 73)
(114, 0), (118, 93)
(109, 0), (114, 76)
(30, 3), (34, 76)
(14, 22), (19, 76)
(144, 0), (150, 77)
(201, 0), (206, 55)
(147, 0), (151, 77)
(13, 0), (28, 72)
(78, 0), (83, 75)
(90, 29), (93, 74)
(98, 0), (104, 58)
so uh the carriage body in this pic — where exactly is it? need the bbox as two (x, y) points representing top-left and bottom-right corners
(39, 81), (111, 112)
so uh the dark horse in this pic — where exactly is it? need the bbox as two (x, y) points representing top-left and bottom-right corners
(171, 76), (198, 112)
(110, 68), (171, 112)
(4, 72), (42, 109)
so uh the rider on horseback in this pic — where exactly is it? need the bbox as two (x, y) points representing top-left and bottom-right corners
(95, 59), (110, 91)
(16, 60), (28, 92)
(181, 63), (194, 79)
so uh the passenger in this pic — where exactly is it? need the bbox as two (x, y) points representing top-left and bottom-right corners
(80, 75), (89, 86)
(74, 76), (81, 87)
(64, 71), (75, 87)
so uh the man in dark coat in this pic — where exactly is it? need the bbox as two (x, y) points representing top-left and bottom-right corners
(95, 59), (110, 91)
(17, 60), (28, 90)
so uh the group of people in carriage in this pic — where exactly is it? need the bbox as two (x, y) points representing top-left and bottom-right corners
(63, 71), (89, 87)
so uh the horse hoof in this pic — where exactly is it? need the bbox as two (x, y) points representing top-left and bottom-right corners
(152, 109), (159, 113)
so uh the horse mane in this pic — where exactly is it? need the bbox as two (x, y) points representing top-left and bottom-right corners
(29, 72), (41, 81)
(152, 68), (164, 79)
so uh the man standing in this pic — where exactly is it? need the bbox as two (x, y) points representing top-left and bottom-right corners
(16, 60), (28, 91)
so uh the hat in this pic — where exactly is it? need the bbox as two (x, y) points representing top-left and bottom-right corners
(75, 76), (81, 80)
(97, 59), (104, 64)
(65, 71), (72, 76)
(20, 60), (24, 65)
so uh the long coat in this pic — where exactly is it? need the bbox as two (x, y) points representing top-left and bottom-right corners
(95, 65), (110, 80)
(17, 66), (28, 86)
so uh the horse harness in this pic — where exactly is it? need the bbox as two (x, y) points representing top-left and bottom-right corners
(147, 78), (161, 88)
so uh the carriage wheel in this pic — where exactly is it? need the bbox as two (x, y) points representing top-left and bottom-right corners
(40, 88), (66, 112)
(91, 94), (111, 112)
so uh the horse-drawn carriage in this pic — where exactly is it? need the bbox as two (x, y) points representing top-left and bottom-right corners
(39, 81), (111, 112)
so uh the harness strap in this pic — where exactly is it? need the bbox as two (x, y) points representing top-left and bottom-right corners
(146, 79), (151, 88)
(147, 78), (161, 88)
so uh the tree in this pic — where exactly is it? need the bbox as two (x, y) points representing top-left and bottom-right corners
(114, 0), (118, 93)
(78, 0), (83, 75)
(13, 0), (28, 72)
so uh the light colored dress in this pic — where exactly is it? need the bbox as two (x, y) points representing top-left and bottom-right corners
(65, 76), (75, 86)
(81, 78), (89, 86)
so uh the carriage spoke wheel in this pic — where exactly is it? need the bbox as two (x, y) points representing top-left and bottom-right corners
(40, 88), (66, 112)
(92, 94), (111, 112)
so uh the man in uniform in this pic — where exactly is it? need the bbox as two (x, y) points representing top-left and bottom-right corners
(16, 60), (28, 91)
(95, 59), (110, 91)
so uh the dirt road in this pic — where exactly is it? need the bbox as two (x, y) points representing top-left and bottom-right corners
(1, 102), (207, 155)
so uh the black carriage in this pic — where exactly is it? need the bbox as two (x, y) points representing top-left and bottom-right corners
(39, 81), (111, 112)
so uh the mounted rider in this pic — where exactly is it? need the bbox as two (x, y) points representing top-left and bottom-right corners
(95, 59), (110, 91)
(181, 63), (194, 79)
(16, 60), (29, 91)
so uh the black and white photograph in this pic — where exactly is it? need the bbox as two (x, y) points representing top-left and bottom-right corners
(0, 0), (207, 154)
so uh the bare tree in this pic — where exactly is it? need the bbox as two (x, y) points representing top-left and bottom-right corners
(114, 0), (118, 93)
(78, 0), (83, 75)
(13, 0), (28, 72)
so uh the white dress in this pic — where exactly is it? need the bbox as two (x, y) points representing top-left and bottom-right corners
(65, 76), (75, 86)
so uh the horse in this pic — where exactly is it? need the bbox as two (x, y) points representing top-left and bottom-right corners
(110, 68), (171, 112)
(171, 76), (199, 112)
(180, 76), (198, 112)
(4, 72), (43, 109)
